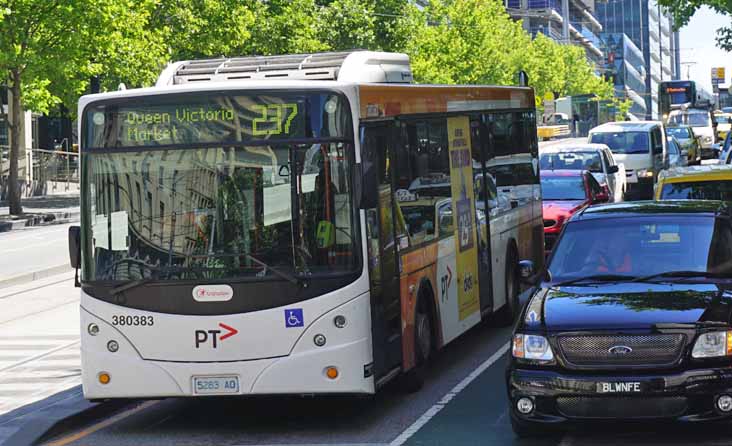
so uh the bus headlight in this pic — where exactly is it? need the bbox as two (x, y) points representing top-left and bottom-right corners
(512, 334), (554, 361)
(107, 340), (119, 353)
(88, 323), (100, 336)
(313, 334), (327, 347)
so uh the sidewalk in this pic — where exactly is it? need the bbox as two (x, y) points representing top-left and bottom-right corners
(0, 194), (80, 233)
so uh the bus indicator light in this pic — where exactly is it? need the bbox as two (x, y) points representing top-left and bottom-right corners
(98, 372), (111, 385)
(325, 367), (339, 379)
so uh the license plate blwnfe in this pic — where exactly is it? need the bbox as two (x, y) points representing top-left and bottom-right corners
(596, 381), (643, 393)
(193, 376), (240, 395)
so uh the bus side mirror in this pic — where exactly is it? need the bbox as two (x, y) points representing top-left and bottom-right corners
(69, 226), (81, 269)
(69, 226), (81, 288)
(357, 162), (378, 209)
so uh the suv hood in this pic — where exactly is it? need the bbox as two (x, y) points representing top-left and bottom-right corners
(529, 283), (732, 331)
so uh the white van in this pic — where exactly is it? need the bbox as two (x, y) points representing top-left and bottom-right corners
(588, 121), (667, 200)
(668, 109), (715, 156)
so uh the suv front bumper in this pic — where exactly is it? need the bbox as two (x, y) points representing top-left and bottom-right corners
(508, 367), (732, 424)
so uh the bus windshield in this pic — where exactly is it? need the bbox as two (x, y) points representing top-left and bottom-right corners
(81, 92), (359, 283)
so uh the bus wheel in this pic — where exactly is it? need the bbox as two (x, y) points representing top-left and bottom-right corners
(496, 248), (520, 327)
(402, 298), (432, 393)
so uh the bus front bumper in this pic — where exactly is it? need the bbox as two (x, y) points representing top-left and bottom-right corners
(80, 294), (376, 399)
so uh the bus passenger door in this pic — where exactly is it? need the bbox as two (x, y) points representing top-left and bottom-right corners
(470, 119), (494, 313)
(361, 124), (403, 382)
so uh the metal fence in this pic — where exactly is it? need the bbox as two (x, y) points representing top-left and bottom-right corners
(1, 147), (79, 197)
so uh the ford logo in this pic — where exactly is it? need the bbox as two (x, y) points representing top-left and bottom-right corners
(608, 345), (633, 355)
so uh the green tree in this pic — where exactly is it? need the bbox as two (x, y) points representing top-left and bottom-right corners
(149, 0), (256, 62)
(316, 0), (411, 51)
(405, 0), (529, 85)
(0, 0), (165, 214)
(657, 0), (732, 50)
(404, 0), (614, 106)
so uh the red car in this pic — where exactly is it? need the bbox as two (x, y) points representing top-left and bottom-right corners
(541, 170), (608, 254)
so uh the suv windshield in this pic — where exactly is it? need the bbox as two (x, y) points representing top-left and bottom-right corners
(589, 131), (650, 154)
(81, 91), (359, 283)
(661, 180), (732, 201)
(540, 176), (586, 200)
(548, 215), (732, 281)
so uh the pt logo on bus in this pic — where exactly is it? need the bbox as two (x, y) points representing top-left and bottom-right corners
(195, 323), (239, 348)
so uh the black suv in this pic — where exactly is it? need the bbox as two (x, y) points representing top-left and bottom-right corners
(507, 201), (732, 436)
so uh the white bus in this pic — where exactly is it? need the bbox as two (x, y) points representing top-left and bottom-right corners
(68, 51), (543, 399)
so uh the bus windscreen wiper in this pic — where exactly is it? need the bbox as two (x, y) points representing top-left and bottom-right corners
(242, 253), (302, 287)
(631, 270), (729, 283)
(553, 274), (635, 288)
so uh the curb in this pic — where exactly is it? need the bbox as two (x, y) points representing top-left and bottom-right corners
(0, 265), (73, 290)
(0, 211), (80, 234)
(1, 386), (133, 446)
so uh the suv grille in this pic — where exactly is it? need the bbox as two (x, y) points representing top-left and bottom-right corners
(557, 396), (687, 419)
(557, 334), (686, 369)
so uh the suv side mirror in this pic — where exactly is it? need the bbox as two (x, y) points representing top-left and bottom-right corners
(608, 165), (619, 174)
(69, 226), (81, 269)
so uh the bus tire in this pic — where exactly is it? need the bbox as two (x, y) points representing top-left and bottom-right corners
(496, 246), (520, 327)
(402, 294), (433, 393)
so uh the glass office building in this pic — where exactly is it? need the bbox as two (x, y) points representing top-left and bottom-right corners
(602, 33), (648, 119)
(595, 0), (680, 119)
(506, 0), (605, 69)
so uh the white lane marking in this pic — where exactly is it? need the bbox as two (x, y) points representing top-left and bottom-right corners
(389, 341), (510, 446)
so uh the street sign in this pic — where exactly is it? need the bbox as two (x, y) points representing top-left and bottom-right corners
(712, 67), (725, 83)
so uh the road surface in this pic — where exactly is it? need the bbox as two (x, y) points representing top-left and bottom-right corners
(22, 309), (732, 446)
(0, 223), (74, 285)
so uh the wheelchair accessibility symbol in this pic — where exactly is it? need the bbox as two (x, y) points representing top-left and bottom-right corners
(285, 309), (304, 328)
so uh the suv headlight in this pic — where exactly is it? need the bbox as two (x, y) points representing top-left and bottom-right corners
(513, 334), (554, 361)
(692, 331), (732, 358)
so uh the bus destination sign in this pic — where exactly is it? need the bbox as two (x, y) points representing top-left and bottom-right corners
(84, 93), (342, 149)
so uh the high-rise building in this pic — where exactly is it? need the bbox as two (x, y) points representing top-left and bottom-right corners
(595, 0), (680, 119)
(602, 33), (648, 120)
(506, 0), (605, 68)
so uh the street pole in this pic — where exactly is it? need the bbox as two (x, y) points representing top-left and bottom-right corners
(562, 0), (570, 43)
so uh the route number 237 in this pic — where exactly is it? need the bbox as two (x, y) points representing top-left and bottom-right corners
(251, 104), (299, 136)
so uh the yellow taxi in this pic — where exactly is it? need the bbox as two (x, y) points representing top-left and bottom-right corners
(715, 112), (732, 140)
(655, 164), (732, 201)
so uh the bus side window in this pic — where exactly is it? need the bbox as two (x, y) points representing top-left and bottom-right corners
(395, 119), (451, 249)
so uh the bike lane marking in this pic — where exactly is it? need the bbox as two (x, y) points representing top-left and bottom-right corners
(389, 342), (510, 446)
